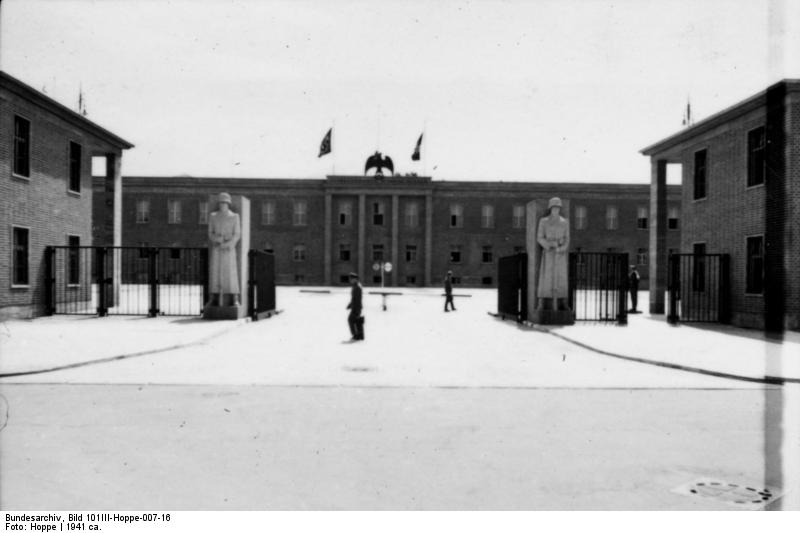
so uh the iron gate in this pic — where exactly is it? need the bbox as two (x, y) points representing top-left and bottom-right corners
(45, 246), (208, 317)
(568, 252), (628, 324)
(667, 253), (730, 324)
(248, 250), (276, 320)
(496, 253), (527, 321)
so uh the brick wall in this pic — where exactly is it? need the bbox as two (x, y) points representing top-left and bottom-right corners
(1, 86), (124, 318)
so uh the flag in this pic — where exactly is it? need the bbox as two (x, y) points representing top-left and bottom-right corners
(318, 128), (332, 157)
(411, 133), (423, 161)
(682, 99), (692, 127)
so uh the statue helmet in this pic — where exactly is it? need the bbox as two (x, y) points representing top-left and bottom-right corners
(218, 192), (232, 205)
(548, 197), (562, 210)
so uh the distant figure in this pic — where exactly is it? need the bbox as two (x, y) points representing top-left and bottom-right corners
(444, 270), (456, 312)
(346, 272), (364, 341)
(537, 197), (570, 310)
(208, 192), (241, 306)
(629, 265), (641, 313)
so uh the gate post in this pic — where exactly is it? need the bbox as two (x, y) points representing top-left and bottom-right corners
(718, 254), (731, 324)
(148, 248), (159, 317)
(44, 246), (55, 316)
(247, 249), (256, 320)
(96, 247), (108, 316)
(618, 254), (628, 325)
(667, 254), (679, 324)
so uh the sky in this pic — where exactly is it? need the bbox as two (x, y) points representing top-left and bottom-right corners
(1, 0), (798, 183)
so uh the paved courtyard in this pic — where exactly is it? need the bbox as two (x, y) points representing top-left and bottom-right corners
(1, 287), (799, 509)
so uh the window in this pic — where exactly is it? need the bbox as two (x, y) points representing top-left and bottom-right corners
(167, 200), (182, 224)
(13, 116), (30, 177)
(637, 207), (648, 229)
(372, 244), (384, 262)
(747, 127), (766, 187)
(198, 201), (208, 224)
(293, 201), (307, 226)
(12, 227), (29, 286)
(405, 244), (417, 263)
(294, 274), (305, 283)
(449, 245), (462, 263)
(135, 200), (150, 223)
(372, 202), (384, 226)
(69, 142), (82, 192)
(482, 245), (493, 263)
(693, 149), (707, 199)
(339, 201), (352, 226)
(263, 242), (274, 253)
(575, 206), (587, 230)
(512, 205), (525, 229)
(513, 246), (525, 254)
(668, 207), (679, 230)
(746, 236), (764, 294)
(67, 235), (80, 285)
(405, 202), (419, 228)
(261, 201), (276, 225)
(339, 243), (351, 261)
(169, 248), (182, 260)
(339, 274), (350, 284)
(449, 204), (463, 228)
(637, 248), (647, 266)
(605, 206), (618, 230)
(481, 205), (494, 228)
(692, 242), (706, 292)
(482, 276), (493, 285)
(405, 275), (417, 285)
(292, 244), (306, 262)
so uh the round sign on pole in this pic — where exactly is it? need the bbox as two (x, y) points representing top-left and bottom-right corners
(372, 262), (380, 272)
(384, 262), (393, 272)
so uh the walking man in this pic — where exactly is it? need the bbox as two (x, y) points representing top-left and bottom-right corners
(444, 270), (456, 312)
(628, 265), (641, 313)
(347, 272), (364, 340)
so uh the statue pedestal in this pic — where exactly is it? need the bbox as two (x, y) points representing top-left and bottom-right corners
(203, 304), (242, 320)
(530, 308), (575, 326)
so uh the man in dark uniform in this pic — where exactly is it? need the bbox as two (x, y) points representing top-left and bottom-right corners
(444, 270), (456, 312)
(628, 265), (641, 313)
(347, 272), (364, 340)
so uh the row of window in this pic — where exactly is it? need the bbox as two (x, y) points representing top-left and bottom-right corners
(136, 197), (681, 231)
(12, 115), (84, 192)
(692, 125), (766, 200)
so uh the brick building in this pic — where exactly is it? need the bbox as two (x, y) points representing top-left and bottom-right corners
(1, 71), (133, 319)
(118, 175), (680, 288)
(642, 79), (800, 331)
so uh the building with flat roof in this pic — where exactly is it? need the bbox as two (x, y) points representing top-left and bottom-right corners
(116, 175), (680, 288)
(642, 79), (800, 331)
(1, 71), (133, 319)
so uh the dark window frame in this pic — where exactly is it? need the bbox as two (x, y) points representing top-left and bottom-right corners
(745, 235), (764, 294)
(11, 226), (30, 286)
(67, 235), (81, 286)
(13, 115), (31, 178)
(747, 126), (766, 188)
(693, 149), (707, 200)
(68, 141), (82, 193)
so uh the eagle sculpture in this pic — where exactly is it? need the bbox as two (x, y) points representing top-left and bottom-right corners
(365, 151), (394, 177)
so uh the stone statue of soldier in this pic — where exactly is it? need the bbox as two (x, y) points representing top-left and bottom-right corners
(537, 197), (570, 311)
(207, 192), (241, 307)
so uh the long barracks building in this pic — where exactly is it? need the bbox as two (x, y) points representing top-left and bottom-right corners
(112, 175), (681, 288)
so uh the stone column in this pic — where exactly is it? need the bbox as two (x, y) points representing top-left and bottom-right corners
(108, 153), (122, 305)
(358, 194), (366, 281)
(324, 192), (332, 285)
(649, 159), (668, 314)
(391, 194), (399, 286)
(424, 193), (433, 286)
